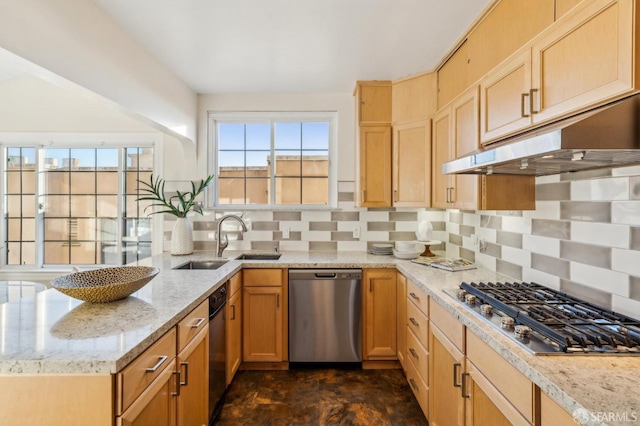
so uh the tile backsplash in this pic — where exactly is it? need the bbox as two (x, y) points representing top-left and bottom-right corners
(164, 168), (640, 319)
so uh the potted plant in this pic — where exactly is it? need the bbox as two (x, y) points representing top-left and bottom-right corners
(137, 174), (214, 255)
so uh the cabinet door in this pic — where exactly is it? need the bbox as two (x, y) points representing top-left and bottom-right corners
(451, 86), (480, 210)
(429, 325), (465, 426)
(437, 41), (469, 109)
(226, 288), (242, 384)
(359, 125), (392, 207)
(392, 120), (431, 207)
(531, 0), (634, 124)
(118, 362), (178, 426)
(396, 272), (407, 368)
(431, 108), (453, 209)
(363, 269), (397, 360)
(357, 83), (392, 124)
(480, 48), (532, 144)
(177, 327), (209, 426)
(243, 286), (283, 362)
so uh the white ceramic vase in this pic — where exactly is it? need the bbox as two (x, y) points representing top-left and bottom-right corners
(171, 217), (194, 255)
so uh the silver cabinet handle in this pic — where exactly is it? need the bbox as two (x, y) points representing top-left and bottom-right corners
(530, 88), (540, 114)
(461, 372), (470, 398)
(409, 348), (419, 360)
(409, 317), (419, 327)
(145, 355), (168, 373)
(453, 362), (462, 387)
(409, 292), (420, 300)
(191, 318), (206, 328)
(172, 370), (181, 396)
(521, 92), (530, 117)
(180, 361), (189, 386)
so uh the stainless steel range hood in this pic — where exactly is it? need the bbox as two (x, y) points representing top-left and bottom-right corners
(443, 94), (640, 176)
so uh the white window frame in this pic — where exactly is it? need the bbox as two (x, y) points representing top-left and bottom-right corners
(0, 132), (163, 270)
(208, 111), (338, 210)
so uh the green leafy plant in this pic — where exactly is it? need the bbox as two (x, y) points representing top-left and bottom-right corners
(137, 174), (214, 217)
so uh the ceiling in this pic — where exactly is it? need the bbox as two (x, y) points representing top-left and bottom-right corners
(90, 0), (491, 94)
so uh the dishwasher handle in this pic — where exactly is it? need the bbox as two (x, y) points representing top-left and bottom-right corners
(314, 273), (337, 279)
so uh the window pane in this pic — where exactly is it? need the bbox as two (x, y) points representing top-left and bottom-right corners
(44, 242), (69, 264)
(275, 122), (301, 149)
(6, 195), (22, 217)
(302, 122), (329, 150)
(70, 172), (97, 194)
(44, 218), (71, 240)
(43, 171), (69, 194)
(8, 242), (35, 265)
(301, 151), (329, 176)
(124, 218), (152, 242)
(7, 218), (35, 241)
(43, 148), (70, 170)
(97, 196), (118, 217)
(125, 171), (151, 194)
(43, 195), (70, 216)
(70, 149), (95, 168)
(246, 123), (270, 150)
(302, 178), (329, 204)
(246, 151), (270, 168)
(75, 218), (97, 240)
(71, 242), (97, 264)
(126, 195), (152, 216)
(96, 148), (118, 167)
(6, 170), (35, 194)
(124, 242), (151, 264)
(218, 177), (245, 204)
(219, 123), (245, 150)
(275, 177), (301, 204)
(98, 218), (118, 242)
(274, 152), (301, 176)
(219, 151), (245, 168)
(126, 147), (154, 170)
(97, 172), (119, 194)
(245, 178), (269, 204)
(70, 196), (97, 217)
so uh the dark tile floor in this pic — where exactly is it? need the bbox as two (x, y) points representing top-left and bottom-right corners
(215, 368), (428, 425)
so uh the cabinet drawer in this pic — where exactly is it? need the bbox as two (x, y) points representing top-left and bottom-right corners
(406, 279), (428, 316)
(540, 391), (574, 425)
(407, 299), (429, 347)
(117, 327), (177, 415)
(177, 299), (208, 352)
(467, 332), (533, 423)
(228, 272), (242, 296)
(404, 350), (429, 419)
(243, 269), (283, 286)
(406, 327), (428, 383)
(430, 299), (465, 353)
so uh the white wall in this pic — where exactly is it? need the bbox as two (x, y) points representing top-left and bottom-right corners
(197, 92), (355, 180)
(0, 0), (198, 143)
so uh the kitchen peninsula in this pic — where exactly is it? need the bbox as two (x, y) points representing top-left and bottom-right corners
(0, 251), (638, 425)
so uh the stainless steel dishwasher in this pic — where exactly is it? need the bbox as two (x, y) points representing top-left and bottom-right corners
(289, 269), (362, 364)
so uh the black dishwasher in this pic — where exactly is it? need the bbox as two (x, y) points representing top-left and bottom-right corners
(208, 284), (226, 425)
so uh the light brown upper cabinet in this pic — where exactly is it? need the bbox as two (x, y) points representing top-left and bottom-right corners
(392, 73), (436, 123)
(392, 120), (431, 207)
(437, 41), (469, 109)
(359, 125), (392, 207)
(480, 0), (635, 144)
(555, 0), (584, 18)
(434, 86), (536, 210)
(355, 81), (392, 125)
(466, 0), (555, 85)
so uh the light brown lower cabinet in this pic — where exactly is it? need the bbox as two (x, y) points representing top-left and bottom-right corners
(226, 283), (242, 384)
(396, 272), (407, 368)
(429, 324), (465, 426)
(177, 326), (209, 426)
(363, 269), (397, 360)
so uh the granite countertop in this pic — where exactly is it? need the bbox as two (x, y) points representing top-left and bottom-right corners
(0, 251), (637, 425)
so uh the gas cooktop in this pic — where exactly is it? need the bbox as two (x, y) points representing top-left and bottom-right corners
(444, 281), (640, 355)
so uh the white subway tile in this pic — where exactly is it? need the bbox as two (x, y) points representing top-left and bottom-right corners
(244, 211), (273, 222)
(396, 221), (419, 232)
(612, 248), (640, 275)
(301, 211), (331, 222)
(419, 210), (446, 222)
(243, 230), (273, 240)
(360, 211), (390, 221)
(522, 268), (561, 289)
(279, 241), (309, 251)
(571, 222), (629, 248)
(337, 221), (356, 232)
(227, 240), (251, 251)
(280, 220), (309, 232)
(446, 244), (459, 258)
(361, 231), (389, 241)
(478, 227), (497, 244)
(501, 216), (532, 234)
(338, 201), (360, 210)
(611, 295), (640, 320)
(338, 181), (355, 192)
(570, 262), (629, 297)
(523, 234), (560, 256)
(571, 177), (629, 201)
(536, 174), (561, 184)
(501, 246), (531, 268)
(524, 201), (560, 220)
(612, 201), (640, 226)
(447, 223), (460, 235)
(337, 241), (367, 251)
(476, 253), (497, 271)
(612, 165), (640, 177)
(301, 230), (332, 241)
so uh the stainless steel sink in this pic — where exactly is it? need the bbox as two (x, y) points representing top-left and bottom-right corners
(237, 253), (282, 260)
(172, 260), (229, 270)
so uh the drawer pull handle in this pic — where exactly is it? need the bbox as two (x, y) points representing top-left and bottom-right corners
(453, 362), (462, 387)
(146, 355), (168, 373)
(461, 372), (470, 398)
(172, 370), (181, 396)
(409, 378), (418, 392)
(409, 292), (420, 300)
(191, 317), (206, 328)
(409, 348), (419, 359)
(180, 361), (189, 386)
(409, 317), (419, 327)
(231, 304), (236, 320)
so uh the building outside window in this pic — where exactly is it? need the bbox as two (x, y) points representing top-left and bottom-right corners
(210, 112), (337, 208)
(4, 144), (154, 267)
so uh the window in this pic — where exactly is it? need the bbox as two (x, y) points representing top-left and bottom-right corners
(210, 112), (336, 208)
(3, 143), (154, 267)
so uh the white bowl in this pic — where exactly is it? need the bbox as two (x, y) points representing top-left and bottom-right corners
(392, 249), (422, 260)
(395, 241), (416, 251)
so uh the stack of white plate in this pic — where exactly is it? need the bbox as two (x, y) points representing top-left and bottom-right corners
(392, 241), (425, 260)
(368, 243), (394, 255)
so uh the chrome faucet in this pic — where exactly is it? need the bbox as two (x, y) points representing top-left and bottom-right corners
(216, 214), (248, 258)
